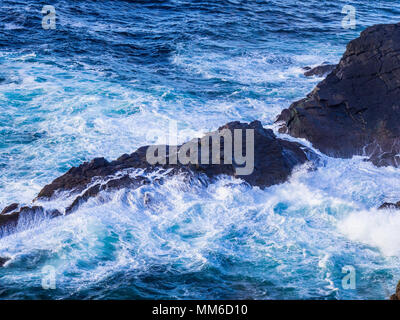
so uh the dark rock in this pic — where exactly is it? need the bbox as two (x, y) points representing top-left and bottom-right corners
(37, 120), (315, 200)
(277, 23), (400, 167)
(1, 203), (19, 215)
(0, 211), (20, 230)
(0, 206), (61, 237)
(0, 121), (317, 237)
(212, 121), (313, 187)
(303, 64), (336, 77)
(378, 201), (400, 210)
(17, 206), (61, 220)
(390, 280), (400, 300)
(0, 256), (10, 267)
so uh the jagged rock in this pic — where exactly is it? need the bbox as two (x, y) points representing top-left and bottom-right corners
(303, 64), (336, 77)
(378, 201), (400, 210)
(65, 175), (151, 214)
(37, 121), (314, 200)
(0, 257), (10, 267)
(0, 206), (61, 237)
(0, 203), (19, 215)
(0, 211), (20, 231)
(1, 121), (317, 236)
(277, 23), (400, 167)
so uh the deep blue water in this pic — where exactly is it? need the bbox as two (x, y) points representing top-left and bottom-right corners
(1, 0), (400, 299)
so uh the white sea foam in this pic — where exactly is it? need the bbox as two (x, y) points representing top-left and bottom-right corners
(339, 209), (400, 256)
(1, 154), (399, 299)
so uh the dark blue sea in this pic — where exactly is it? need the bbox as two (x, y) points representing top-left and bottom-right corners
(0, 0), (400, 299)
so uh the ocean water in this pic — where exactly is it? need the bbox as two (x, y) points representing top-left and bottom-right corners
(0, 0), (400, 299)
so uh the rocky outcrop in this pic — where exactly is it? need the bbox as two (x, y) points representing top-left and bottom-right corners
(36, 121), (314, 199)
(1, 203), (19, 215)
(277, 23), (400, 167)
(0, 121), (316, 236)
(379, 201), (400, 210)
(303, 64), (336, 77)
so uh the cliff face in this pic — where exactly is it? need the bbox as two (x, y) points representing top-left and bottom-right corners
(277, 23), (400, 167)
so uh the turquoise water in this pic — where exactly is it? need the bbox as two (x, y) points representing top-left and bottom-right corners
(0, 0), (400, 299)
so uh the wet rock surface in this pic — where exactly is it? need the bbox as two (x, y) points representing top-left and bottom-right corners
(277, 23), (400, 167)
(1, 121), (315, 236)
(0, 206), (61, 237)
(36, 121), (314, 200)
(303, 64), (336, 77)
(1, 203), (19, 215)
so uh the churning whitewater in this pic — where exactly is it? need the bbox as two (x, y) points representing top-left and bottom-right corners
(1, 0), (400, 299)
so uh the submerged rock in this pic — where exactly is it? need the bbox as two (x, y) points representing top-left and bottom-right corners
(378, 201), (400, 210)
(0, 256), (10, 267)
(303, 64), (336, 77)
(1, 120), (317, 236)
(277, 23), (400, 167)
